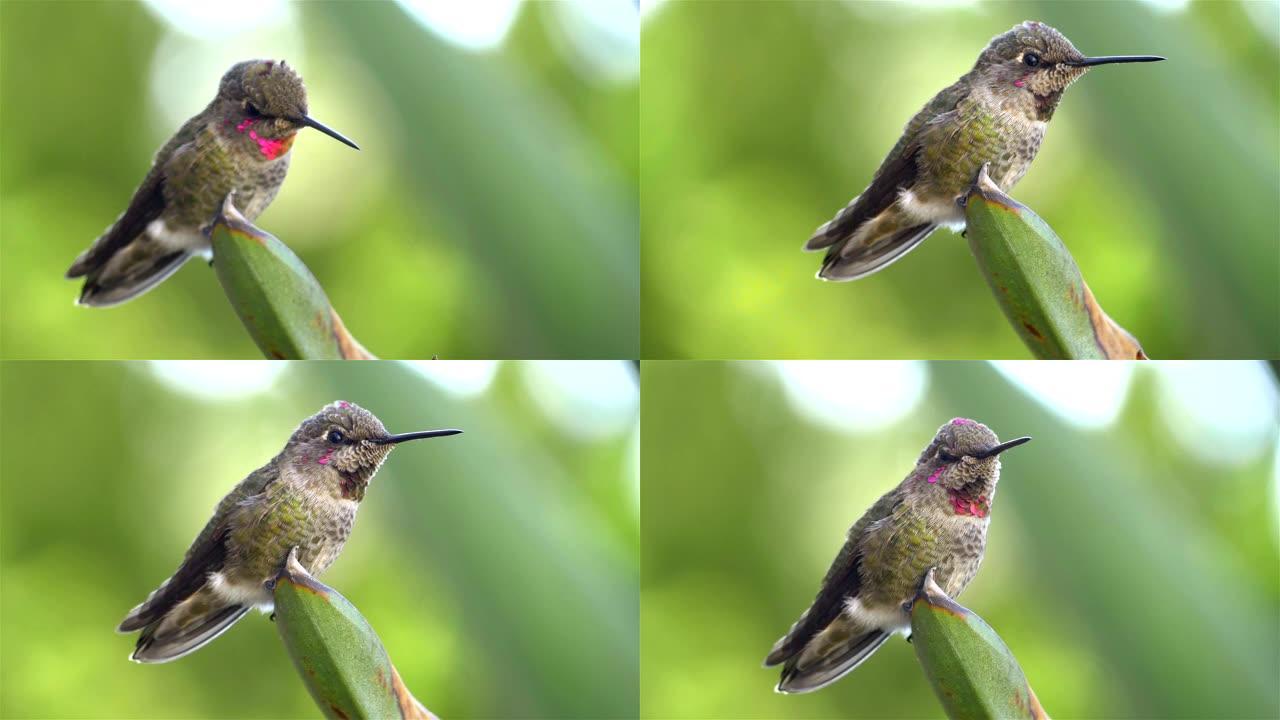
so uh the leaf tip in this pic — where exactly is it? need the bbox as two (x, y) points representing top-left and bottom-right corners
(330, 308), (376, 360)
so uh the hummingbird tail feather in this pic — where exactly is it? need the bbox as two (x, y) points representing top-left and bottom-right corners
(764, 606), (820, 667)
(818, 223), (936, 282)
(130, 589), (248, 664)
(776, 626), (891, 694)
(76, 249), (191, 307)
(804, 194), (863, 251)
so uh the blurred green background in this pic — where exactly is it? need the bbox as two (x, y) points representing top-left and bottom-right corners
(0, 360), (639, 719)
(641, 360), (1279, 718)
(0, 1), (638, 359)
(640, 1), (1280, 359)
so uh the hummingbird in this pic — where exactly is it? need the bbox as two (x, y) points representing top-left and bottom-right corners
(805, 21), (1163, 281)
(67, 59), (359, 306)
(764, 418), (1030, 693)
(117, 401), (460, 663)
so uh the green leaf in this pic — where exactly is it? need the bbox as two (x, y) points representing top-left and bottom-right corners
(910, 568), (1048, 720)
(272, 548), (434, 720)
(963, 164), (1146, 359)
(210, 195), (374, 360)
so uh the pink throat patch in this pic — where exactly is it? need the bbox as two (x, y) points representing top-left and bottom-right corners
(927, 465), (945, 484)
(235, 118), (293, 160)
(949, 490), (988, 518)
(318, 448), (335, 465)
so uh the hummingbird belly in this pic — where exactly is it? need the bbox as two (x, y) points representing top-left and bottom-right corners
(855, 511), (987, 623)
(221, 492), (355, 607)
(163, 128), (291, 231)
(919, 107), (1044, 202)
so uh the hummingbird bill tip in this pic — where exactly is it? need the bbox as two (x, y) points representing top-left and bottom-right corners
(974, 436), (1032, 458)
(972, 435), (1034, 456)
(299, 114), (360, 150)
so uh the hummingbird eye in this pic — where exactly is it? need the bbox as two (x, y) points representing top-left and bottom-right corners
(326, 429), (345, 444)
(938, 448), (959, 462)
(1023, 52), (1041, 68)
(244, 101), (263, 118)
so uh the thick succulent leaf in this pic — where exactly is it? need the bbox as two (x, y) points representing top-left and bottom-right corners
(272, 548), (434, 720)
(963, 164), (1146, 359)
(210, 195), (374, 360)
(910, 568), (1048, 720)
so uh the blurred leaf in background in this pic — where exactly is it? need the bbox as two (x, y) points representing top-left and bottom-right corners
(640, 0), (1279, 359)
(640, 360), (1279, 718)
(0, 360), (639, 719)
(0, 0), (638, 359)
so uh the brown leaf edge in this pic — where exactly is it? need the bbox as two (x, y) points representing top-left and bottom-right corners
(330, 308), (376, 360)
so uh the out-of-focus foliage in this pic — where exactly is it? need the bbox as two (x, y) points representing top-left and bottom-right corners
(0, 2), (638, 359)
(0, 361), (639, 719)
(640, 1), (1279, 359)
(640, 361), (1279, 719)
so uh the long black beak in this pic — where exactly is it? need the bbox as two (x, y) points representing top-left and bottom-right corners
(373, 429), (462, 445)
(1066, 55), (1165, 68)
(299, 114), (360, 150)
(973, 436), (1032, 459)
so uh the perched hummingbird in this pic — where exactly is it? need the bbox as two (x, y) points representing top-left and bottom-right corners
(764, 418), (1030, 693)
(805, 21), (1163, 281)
(67, 59), (359, 306)
(118, 401), (460, 663)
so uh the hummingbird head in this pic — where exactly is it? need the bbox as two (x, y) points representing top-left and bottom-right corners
(217, 59), (359, 152)
(285, 401), (461, 501)
(915, 418), (1030, 516)
(975, 21), (1163, 120)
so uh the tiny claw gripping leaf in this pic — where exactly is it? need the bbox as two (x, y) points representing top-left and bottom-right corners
(910, 568), (1048, 720)
(210, 194), (375, 360)
(273, 548), (436, 720)
(962, 164), (1147, 360)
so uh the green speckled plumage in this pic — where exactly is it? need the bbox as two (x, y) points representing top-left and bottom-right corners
(162, 119), (291, 229)
(856, 488), (987, 608)
(766, 418), (1031, 693)
(226, 473), (355, 583)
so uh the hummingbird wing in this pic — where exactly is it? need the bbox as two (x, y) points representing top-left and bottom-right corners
(776, 622), (891, 693)
(117, 524), (230, 632)
(67, 115), (205, 302)
(805, 79), (971, 280)
(65, 171), (167, 281)
(131, 596), (249, 663)
(764, 489), (902, 667)
(817, 222), (936, 281)
(119, 462), (279, 632)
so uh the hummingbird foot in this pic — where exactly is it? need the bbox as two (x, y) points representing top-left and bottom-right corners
(958, 162), (995, 215)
